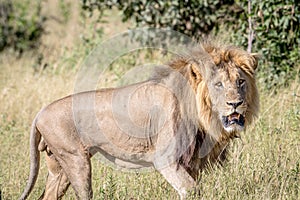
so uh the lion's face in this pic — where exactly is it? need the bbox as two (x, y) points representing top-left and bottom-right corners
(171, 46), (259, 134)
(207, 66), (249, 132)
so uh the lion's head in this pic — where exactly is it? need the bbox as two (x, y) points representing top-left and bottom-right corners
(203, 45), (259, 133)
(167, 43), (259, 137)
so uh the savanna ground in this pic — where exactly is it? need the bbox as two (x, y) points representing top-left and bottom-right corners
(0, 1), (299, 199)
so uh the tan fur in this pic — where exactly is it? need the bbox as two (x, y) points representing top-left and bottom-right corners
(20, 43), (259, 200)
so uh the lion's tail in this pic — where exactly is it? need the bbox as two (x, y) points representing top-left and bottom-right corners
(19, 115), (41, 200)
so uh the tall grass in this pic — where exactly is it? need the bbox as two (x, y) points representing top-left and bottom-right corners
(0, 48), (299, 200)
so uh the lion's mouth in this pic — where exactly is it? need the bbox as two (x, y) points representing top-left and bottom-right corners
(222, 112), (245, 128)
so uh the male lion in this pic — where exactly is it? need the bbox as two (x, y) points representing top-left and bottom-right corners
(20, 43), (259, 200)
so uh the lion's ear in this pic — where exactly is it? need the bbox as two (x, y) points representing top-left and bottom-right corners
(250, 53), (260, 70)
(189, 63), (202, 85)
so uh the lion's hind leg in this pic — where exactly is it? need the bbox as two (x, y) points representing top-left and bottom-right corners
(39, 153), (70, 200)
(54, 148), (93, 200)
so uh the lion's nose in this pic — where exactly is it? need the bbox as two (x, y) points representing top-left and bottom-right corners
(227, 100), (243, 109)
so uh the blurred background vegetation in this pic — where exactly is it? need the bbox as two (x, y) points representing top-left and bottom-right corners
(1, 0), (298, 88)
(0, 0), (44, 54)
(81, 0), (300, 88)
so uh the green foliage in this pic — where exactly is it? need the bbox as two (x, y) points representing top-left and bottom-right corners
(82, 0), (300, 88)
(81, 0), (241, 39)
(0, 0), (45, 54)
(231, 0), (300, 88)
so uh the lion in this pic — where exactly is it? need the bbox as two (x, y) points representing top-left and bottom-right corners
(19, 42), (259, 200)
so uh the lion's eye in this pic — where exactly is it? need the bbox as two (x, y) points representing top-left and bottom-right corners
(238, 79), (245, 86)
(215, 82), (223, 88)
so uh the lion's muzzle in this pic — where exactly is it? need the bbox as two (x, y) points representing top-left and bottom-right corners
(222, 112), (245, 129)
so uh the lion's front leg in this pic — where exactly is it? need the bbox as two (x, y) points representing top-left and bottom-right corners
(157, 163), (196, 200)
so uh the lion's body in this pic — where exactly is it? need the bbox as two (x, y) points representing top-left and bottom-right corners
(38, 82), (179, 167)
(20, 43), (259, 200)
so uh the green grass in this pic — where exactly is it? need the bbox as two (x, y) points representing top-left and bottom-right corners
(0, 2), (299, 199)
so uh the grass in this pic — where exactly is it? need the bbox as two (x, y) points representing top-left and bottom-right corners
(1, 53), (299, 200)
(1, 1), (300, 200)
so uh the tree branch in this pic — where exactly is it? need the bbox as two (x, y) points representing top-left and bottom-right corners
(247, 0), (254, 53)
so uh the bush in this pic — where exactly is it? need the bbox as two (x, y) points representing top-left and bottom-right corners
(82, 0), (300, 88)
(231, 0), (300, 88)
(0, 0), (45, 54)
(81, 0), (241, 39)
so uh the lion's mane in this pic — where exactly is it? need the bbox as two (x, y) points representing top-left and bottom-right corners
(151, 42), (259, 178)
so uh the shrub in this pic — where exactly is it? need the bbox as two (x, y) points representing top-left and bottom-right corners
(81, 0), (241, 39)
(231, 0), (300, 88)
(81, 0), (300, 88)
(0, 0), (45, 54)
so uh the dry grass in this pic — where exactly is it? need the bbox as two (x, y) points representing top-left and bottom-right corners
(0, 1), (299, 200)
(1, 51), (299, 200)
